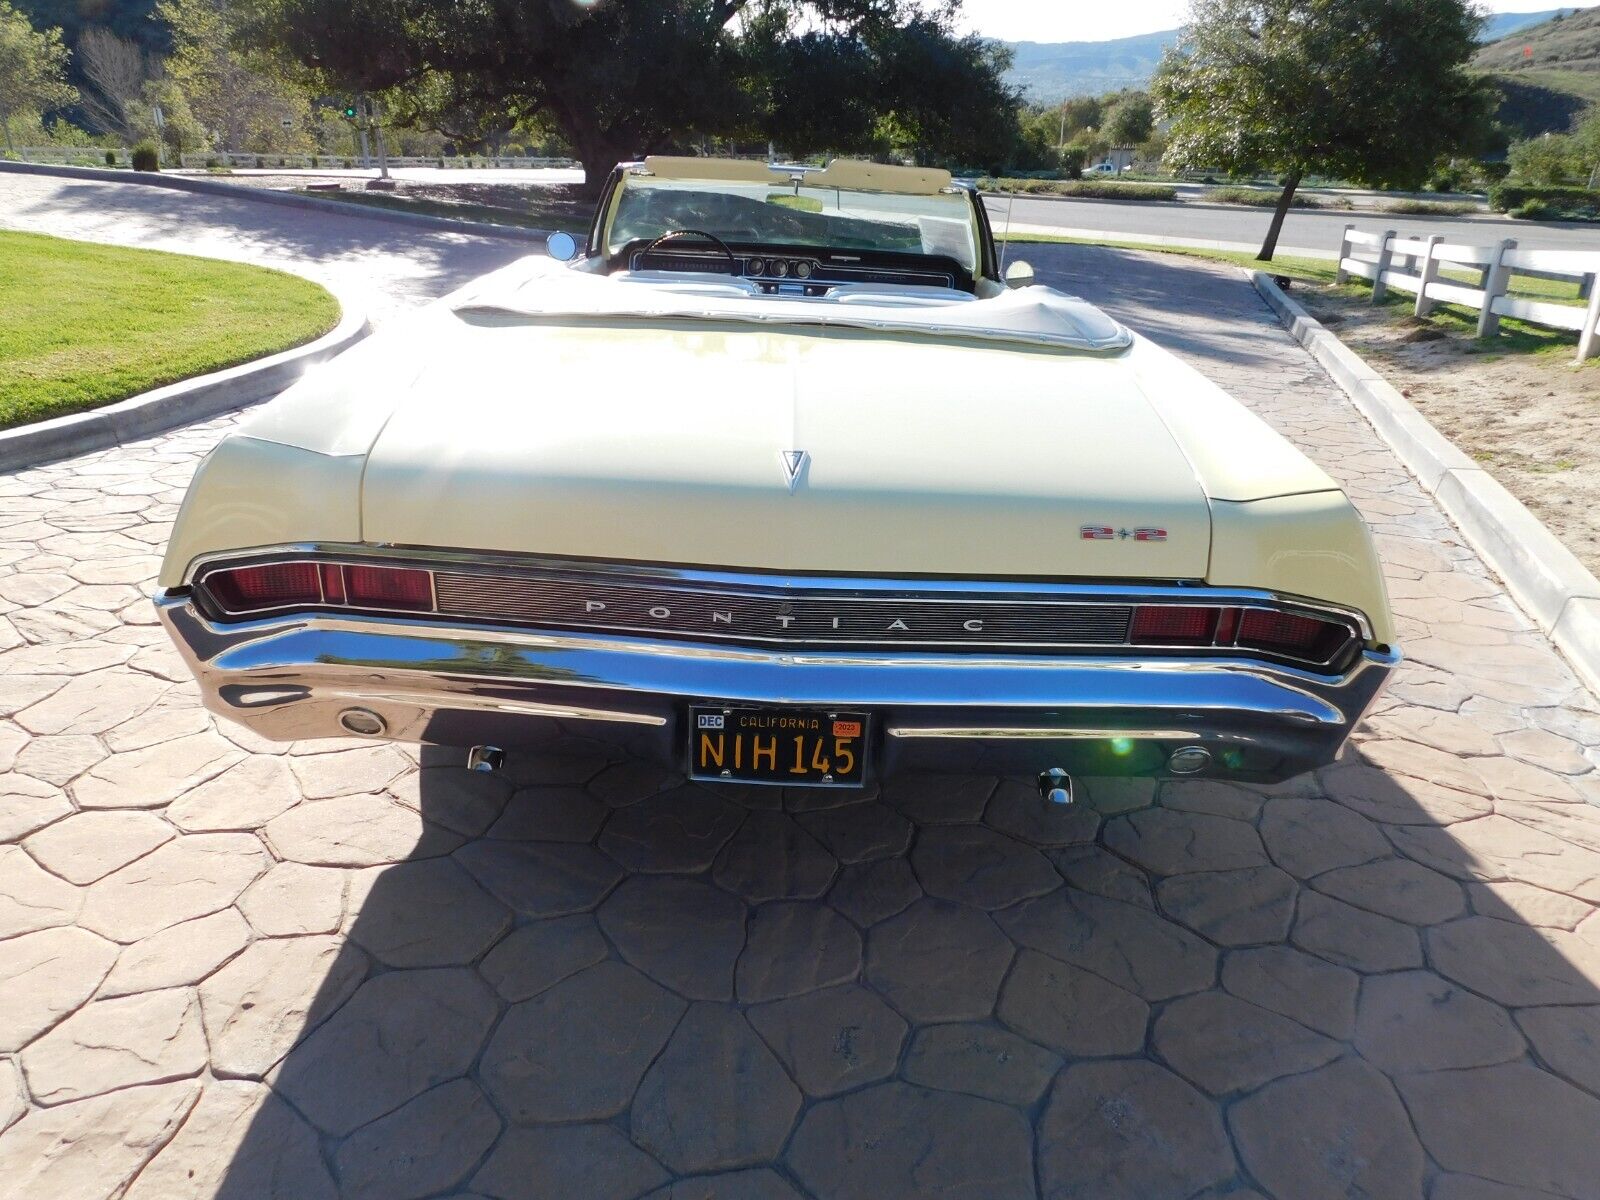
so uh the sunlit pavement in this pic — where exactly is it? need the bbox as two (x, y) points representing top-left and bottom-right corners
(2, 184), (1600, 1199)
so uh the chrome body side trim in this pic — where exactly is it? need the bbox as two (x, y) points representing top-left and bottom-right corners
(156, 592), (1398, 784)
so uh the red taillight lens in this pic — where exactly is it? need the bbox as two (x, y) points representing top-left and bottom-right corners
(206, 563), (321, 612)
(345, 565), (433, 610)
(1130, 605), (1220, 645)
(1238, 609), (1346, 661)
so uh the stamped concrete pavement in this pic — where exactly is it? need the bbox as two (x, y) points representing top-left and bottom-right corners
(3, 187), (1600, 1199)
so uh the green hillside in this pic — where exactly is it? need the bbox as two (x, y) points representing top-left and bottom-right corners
(1475, 7), (1600, 137)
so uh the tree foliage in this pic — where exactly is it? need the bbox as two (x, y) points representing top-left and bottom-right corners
(237, 0), (1021, 191)
(1102, 91), (1154, 146)
(159, 0), (312, 151)
(0, 1), (77, 151)
(1506, 107), (1600, 186)
(1153, 0), (1494, 258)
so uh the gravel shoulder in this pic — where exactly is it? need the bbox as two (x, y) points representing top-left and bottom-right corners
(1294, 283), (1600, 578)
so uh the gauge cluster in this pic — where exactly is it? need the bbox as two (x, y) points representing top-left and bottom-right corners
(743, 257), (816, 281)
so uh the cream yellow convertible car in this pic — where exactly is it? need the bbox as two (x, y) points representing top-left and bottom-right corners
(157, 157), (1396, 799)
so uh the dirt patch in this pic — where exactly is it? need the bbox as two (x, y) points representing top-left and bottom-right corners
(1294, 283), (1600, 578)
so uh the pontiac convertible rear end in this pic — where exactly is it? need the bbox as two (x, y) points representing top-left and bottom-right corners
(156, 158), (1397, 788)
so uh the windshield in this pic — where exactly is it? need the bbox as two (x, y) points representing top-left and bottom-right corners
(607, 175), (979, 272)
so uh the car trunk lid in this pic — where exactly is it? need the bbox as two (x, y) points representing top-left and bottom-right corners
(359, 320), (1211, 579)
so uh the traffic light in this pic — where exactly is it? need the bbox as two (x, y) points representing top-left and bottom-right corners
(343, 103), (358, 120)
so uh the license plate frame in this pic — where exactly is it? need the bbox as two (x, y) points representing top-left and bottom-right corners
(688, 705), (870, 788)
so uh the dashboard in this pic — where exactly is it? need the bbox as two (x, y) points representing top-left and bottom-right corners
(621, 244), (971, 296)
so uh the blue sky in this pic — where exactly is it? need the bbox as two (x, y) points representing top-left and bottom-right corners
(958, 0), (1600, 43)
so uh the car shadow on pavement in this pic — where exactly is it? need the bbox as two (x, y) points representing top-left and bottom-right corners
(11, 180), (533, 316)
(171, 731), (1600, 1200)
(1027, 244), (1291, 371)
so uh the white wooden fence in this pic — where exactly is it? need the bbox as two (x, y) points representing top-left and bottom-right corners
(1335, 225), (1600, 361)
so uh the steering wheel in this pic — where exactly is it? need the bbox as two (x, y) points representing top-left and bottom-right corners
(639, 229), (739, 274)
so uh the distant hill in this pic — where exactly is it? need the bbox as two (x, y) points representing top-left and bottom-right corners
(1003, 9), (1575, 103)
(1004, 32), (1178, 103)
(1477, 6), (1600, 70)
(1475, 7), (1600, 136)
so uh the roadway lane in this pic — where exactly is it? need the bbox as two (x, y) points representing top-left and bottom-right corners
(986, 193), (1600, 257)
(0, 172), (533, 326)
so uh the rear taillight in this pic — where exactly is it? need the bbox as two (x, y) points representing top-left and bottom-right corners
(1238, 608), (1348, 661)
(345, 565), (433, 610)
(1130, 605), (1219, 644)
(205, 562), (321, 612)
(202, 562), (434, 615)
(1129, 603), (1352, 666)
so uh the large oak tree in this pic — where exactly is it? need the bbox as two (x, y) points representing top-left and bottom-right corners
(1154, 0), (1493, 259)
(237, 0), (1018, 194)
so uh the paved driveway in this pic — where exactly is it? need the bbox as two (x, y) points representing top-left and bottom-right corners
(0, 173), (531, 325)
(3, 189), (1600, 1199)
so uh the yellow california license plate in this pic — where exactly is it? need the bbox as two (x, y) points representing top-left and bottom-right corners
(689, 706), (869, 787)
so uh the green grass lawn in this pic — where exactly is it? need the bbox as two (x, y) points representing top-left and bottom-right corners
(0, 231), (340, 431)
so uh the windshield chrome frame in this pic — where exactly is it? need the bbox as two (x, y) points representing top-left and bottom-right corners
(590, 162), (992, 281)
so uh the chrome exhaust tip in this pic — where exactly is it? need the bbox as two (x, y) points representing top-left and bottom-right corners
(338, 707), (387, 737)
(466, 745), (506, 774)
(1037, 767), (1075, 808)
(1168, 746), (1212, 776)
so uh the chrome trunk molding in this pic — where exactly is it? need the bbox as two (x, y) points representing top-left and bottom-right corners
(181, 544), (1377, 665)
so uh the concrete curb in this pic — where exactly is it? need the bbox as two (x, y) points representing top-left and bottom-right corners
(0, 285), (369, 473)
(1250, 269), (1600, 696)
(0, 160), (549, 243)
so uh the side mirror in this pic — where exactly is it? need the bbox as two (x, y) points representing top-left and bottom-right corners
(546, 231), (578, 262)
(1004, 260), (1035, 289)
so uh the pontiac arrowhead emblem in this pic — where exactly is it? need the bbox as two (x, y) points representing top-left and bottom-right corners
(780, 450), (808, 492)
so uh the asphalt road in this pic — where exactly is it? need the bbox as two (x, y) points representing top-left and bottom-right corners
(985, 193), (1600, 257)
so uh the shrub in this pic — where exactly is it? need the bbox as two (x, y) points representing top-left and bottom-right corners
(255, 156), (266, 169)
(130, 142), (160, 172)
(976, 178), (1177, 201)
(1488, 183), (1600, 220)
(104, 149), (116, 167)
(1381, 199), (1477, 215)
(204, 157), (221, 168)
(1428, 163), (1469, 192)
(1207, 185), (1319, 208)
(1514, 199), (1557, 220)
(1475, 160), (1511, 186)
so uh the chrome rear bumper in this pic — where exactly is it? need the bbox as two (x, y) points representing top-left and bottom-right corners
(156, 595), (1397, 783)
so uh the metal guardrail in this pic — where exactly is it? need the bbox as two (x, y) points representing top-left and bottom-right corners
(1335, 225), (1600, 361)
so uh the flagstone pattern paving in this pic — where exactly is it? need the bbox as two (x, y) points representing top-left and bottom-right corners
(2, 235), (1600, 1199)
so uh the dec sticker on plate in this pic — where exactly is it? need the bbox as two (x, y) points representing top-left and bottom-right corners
(832, 719), (863, 738)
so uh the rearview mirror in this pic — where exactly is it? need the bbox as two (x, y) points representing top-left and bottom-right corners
(1004, 260), (1035, 289)
(546, 231), (578, 262)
